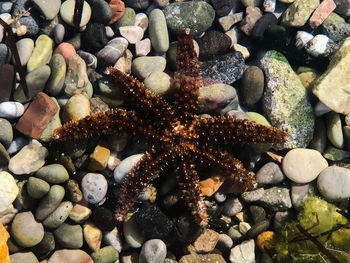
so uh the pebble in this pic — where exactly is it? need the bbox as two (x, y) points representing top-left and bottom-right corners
(240, 66), (264, 106)
(233, 43), (250, 59)
(19, 16), (40, 36)
(0, 2), (12, 13)
(256, 162), (285, 185)
(211, 0), (235, 16)
(260, 50), (314, 149)
(81, 23), (108, 52)
(282, 148), (328, 183)
(0, 42), (10, 65)
(135, 38), (151, 57)
(35, 185), (65, 221)
(27, 35), (54, 72)
(53, 223), (83, 248)
(64, 180), (82, 203)
(218, 13), (244, 32)
(197, 30), (232, 60)
(241, 188), (265, 202)
(46, 54), (66, 96)
(200, 51), (245, 85)
(281, 0), (319, 27)
(119, 26), (144, 44)
(91, 207), (115, 231)
(115, 7), (135, 28)
(131, 56), (167, 80)
(326, 111), (344, 148)
(295, 31), (314, 49)
(88, 144), (110, 171)
(43, 201), (73, 229)
(263, 0), (276, 12)
(27, 177), (50, 199)
(139, 239), (167, 263)
(60, 0), (91, 27)
(0, 143), (9, 165)
(14, 180), (36, 211)
(96, 37), (128, 66)
(81, 173), (108, 204)
(252, 13), (278, 39)
(230, 239), (255, 263)
(68, 204), (92, 223)
(249, 205), (266, 224)
(291, 183), (309, 210)
(309, 0), (336, 28)
(148, 8), (169, 53)
(64, 54), (92, 97)
(31, 231), (55, 259)
(0, 102), (24, 119)
(40, 98), (62, 142)
(53, 24), (65, 44)
(16, 93), (58, 139)
(222, 197), (243, 216)
(35, 164), (69, 184)
(77, 50), (97, 69)
(0, 64), (14, 102)
(10, 252), (39, 263)
(317, 166), (350, 201)
(0, 119), (12, 148)
(239, 7), (263, 36)
(83, 222), (102, 251)
(163, 1), (215, 36)
(179, 254), (226, 263)
(259, 187), (292, 211)
(123, 214), (146, 248)
(309, 118), (327, 153)
(216, 233), (233, 253)
(109, 0), (125, 24)
(16, 38), (34, 67)
(305, 34), (338, 58)
(32, 0), (61, 20)
(62, 94), (90, 123)
(245, 220), (270, 239)
(198, 83), (238, 115)
(103, 227), (123, 253)
(323, 145), (350, 160)
(239, 222), (251, 235)
(48, 249), (93, 263)
(54, 42), (76, 64)
(8, 140), (48, 175)
(0, 171), (18, 213)
(135, 12), (149, 32)
(90, 0), (112, 25)
(11, 211), (44, 247)
(91, 246), (119, 263)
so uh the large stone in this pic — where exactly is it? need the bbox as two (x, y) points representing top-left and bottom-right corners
(313, 37), (350, 114)
(282, 0), (320, 27)
(260, 50), (315, 149)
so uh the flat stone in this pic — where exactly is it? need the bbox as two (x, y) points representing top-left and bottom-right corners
(16, 38), (34, 66)
(8, 140), (48, 175)
(48, 249), (93, 263)
(0, 171), (18, 213)
(11, 211), (44, 247)
(16, 92), (58, 139)
(259, 187), (292, 211)
(230, 239), (255, 263)
(27, 35), (54, 72)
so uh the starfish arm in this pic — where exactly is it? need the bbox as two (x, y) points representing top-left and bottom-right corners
(193, 117), (287, 145)
(114, 149), (172, 222)
(172, 29), (201, 116)
(187, 144), (256, 191)
(53, 109), (145, 141)
(175, 154), (208, 227)
(105, 67), (175, 124)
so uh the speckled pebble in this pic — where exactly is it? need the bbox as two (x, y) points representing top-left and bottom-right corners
(91, 246), (119, 263)
(256, 162), (285, 185)
(81, 173), (108, 204)
(43, 201), (73, 229)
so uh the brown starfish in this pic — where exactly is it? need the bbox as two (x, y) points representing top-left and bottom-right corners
(53, 28), (287, 227)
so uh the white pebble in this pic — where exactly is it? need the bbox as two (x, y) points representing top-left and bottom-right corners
(7, 136), (28, 155)
(114, 153), (144, 183)
(295, 31), (313, 49)
(0, 101), (24, 119)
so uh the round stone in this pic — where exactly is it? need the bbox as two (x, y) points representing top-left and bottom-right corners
(144, 72), (172, 97)
(60, 0), (91, 27)
(256, 162), (285, 185)
(0, 102), (24, 119)
(53, 223), (83, 248)
(0, 171), (18, 212)
(54, 23), (65, 44)
(62, 94), (90, 123)
(139, 239), (167, 263)
(35, 185), (65, 221)
(10, 252), (39, 263)
(282, 148), (328, 183)
(35, 164), (69, 184)
(81, 173), (108, 204)
(317, 166), (350, 201)
(43, 201), (73, 229)
(0, 118), (13, 147)
(96, 37), (128, 66)
(222, 197), (243, 216)
(131, 56), (167, 80)
(91, 246), (119, 263)
(48, 249), (93, 263)
(27, 176), (50, 199)
(240, 66), (264, 106)
(32, 0), (60, 20)
(11, 211), (44, 247)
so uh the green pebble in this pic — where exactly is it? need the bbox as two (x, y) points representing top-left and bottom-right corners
(91, 246), (119, 263)
(35, 185), (65, 221)
(27, 177), (50, 199)
(149, 8), (169, 53)
(35, 164), (69, 184)
(53, 223), (83, 248)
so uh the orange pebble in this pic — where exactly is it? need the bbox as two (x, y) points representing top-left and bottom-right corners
(54, 42), (77, 64)
(256, 231), (276, 253)
(109, 0), (125, 24)
(0, 222), (10, 263)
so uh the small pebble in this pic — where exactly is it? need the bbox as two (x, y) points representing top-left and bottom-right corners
(27, 35), (54, 72)
(135, 38), (151, 56)
(256, 162), (285, 185)
(53, 223), (83, 248)
(230, 239), (255, 263)
(222, 197), (243, 216)
(16, 38), (34, 66)
(114, 153), (144, 183)
(60, 0), (91, 27)
(83, 222), (102, 252)
(68, 204), (92, 223)
(139, 239), (167, 263)
(103, 227), (123, 253)
(91, 246), (119, 263)
(48, 249), (93, 263)
(81, 173), (108, 204)
(27, 177), (50, 199)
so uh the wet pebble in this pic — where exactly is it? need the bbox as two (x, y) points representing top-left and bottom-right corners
(96, 37), (128, 66)
(0, 171), (18, 212)
(35, 164), (69, 184)
(241, 188), (265, 202)
(91, 246), (119, 263)
(43, 201), (73, 229)
(149, 9), (169, 53)
(48, 249), (93, 263)
(32, 0), (61, 20)
(27, 176), (50, 199)
(256, 162), (285, 185)
(81, 173), (108, 204)
(68, 204), (92, 224)
(259, 187), (292, 211)
(114, 153), (144, 183)
(131, 56), (167, 80)
(60, 0), (91, 27)
(240, 66), (264, 106)
(139, 239), (167, 263)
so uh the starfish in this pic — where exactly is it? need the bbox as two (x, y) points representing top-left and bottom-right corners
(53, 28), (287, 227)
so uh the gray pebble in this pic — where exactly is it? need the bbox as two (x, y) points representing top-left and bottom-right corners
(249, 205), (266, 224)
(222, 197), (243, 216)
(291, 183), (309, 210)
(7, 136), (28, 155)
(259, 187), (292, 211)
(54, 24), (65, 44)
(53, 223), (83, 248)
(139, 239), (167, 263)
(43, 201), (73, 229)
(245, 219), (270, 239)
(0, 118), (13, 147)
(96, 37), (128, 66)
(149, 8), (169, 53)
(81, 173), (108, 204)
(27, 176), (50, 199)
(90, 0), (113, 25)
(35, 164), (69, 184)
(241, 188), (264, 202)
(46, 53), (66, 96)
(256, 162), (285, 185)
(35, 185), (65, 221)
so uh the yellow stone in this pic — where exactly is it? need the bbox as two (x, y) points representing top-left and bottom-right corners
(0, 222), (10, 263)
(256, 231), (275, 252)
(88, 144), (110, 171)
(27, 35), (54, 72)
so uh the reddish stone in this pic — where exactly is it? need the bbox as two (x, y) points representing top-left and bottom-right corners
(0, 64), (14, 102)
(309, 0), (336, 28)
(109, 0), (125, 24)
(54, 43), (76, 64)
(16, 92), (58, 139)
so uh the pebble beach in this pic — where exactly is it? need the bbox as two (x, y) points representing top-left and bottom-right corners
(0, 0), (350, 262)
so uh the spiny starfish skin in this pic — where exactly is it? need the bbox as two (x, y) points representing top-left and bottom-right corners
(53, 28), (287, 227)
